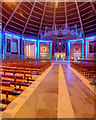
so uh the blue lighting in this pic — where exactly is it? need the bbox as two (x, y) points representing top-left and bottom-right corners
(19, 38), (20, 56)
(68, 38), (83, 42)
(0, 30), (2, 60)
(3, 32), (5, 60)
(38, 40), (52, 60)
(68, 38), (84, 59)
(68, 35), (96, 60)
(3, 31), (96, 61)
(31, 39), (37, 42)
(22, 39), (24, 59)
(39, 40), (52, 43)
(35, 41), (37, 59)
(38, 41), (40, 59)
(13, 35), (20, 39)
(5, 33), (12, 37)
(85, 40), (87, 59)
(50, 42), (52, 60)
(68, 42), (70, 60)
(23, 38), (30, 41)
(85, 36), (96, 40)
(23, 37), (36, 42)
(82, 40), (84, 59)
(5, 32), (21, 38)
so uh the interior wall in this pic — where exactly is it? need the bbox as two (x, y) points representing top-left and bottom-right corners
(40, 43), (50, 59)
(24, 41), (35, 59)
(70, 42), (82, 60)
(5, 35), (20, 59)
(86, 38), (96, 60)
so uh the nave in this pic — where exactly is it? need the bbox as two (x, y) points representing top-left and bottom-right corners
(0, 1), (96, 119)
(2, 63), (95, 119)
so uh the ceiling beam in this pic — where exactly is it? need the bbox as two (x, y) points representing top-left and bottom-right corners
(27, 23), (39, 28)
(27, 27), (38, 32)
(53, 2), (56, 30)
(3, 0), (23, 31)
(64, 2), (68, 30)
(22, 0), (37, 35)
(89, 0), (96, 14)
(38, 1), (47, 39)
(75, 1), (85, 38)
(75, 1), (86, 58)
(64, 2), (67, 24)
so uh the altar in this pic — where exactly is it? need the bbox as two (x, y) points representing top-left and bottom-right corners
(55, 52), (65, 61)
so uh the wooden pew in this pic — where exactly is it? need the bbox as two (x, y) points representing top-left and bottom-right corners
(0, 80), (14, 103)
(0, 61), (51, 75)
(71, 62), (96, 78)
(1, 74), (26, 90)
(0, 103), (7, 111)
(0, 81), (10, 87)
(0, 69), (33, 80)
(0, 86), (14, 101)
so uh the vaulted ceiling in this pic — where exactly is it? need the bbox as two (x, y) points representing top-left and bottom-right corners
(1, 1), (96, 39)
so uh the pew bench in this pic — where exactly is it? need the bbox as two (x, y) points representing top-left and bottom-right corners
(0, 86), (14, 102)
(0, 81), (10, 87)
(1, 74), (25, 88)
(0, 103), (7, 111)
(1, 69), (33, 80)
(0, 65), (42, 75)
(1, 74), (30, 89)
(90, 77), (96, 85)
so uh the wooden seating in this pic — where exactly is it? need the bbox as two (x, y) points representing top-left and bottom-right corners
(0, 60), (51, 111)
(1, 74), (26, 89)
(90, 77), (96, 85)
(0, 80), (14, 102)
(0, 81), (10, 87)
(0, 68), (33, 80)
(71, 61), (96, 84)
(0, 103), (7, 111)
(0, 86), (14, 101)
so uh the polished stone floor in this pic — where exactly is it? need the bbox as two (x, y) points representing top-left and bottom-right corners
(2, 63), (96, 119)
(62, 64), (94, 118)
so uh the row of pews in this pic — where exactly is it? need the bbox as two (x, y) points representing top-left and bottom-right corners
(0, 61), (51, 111)
(71, 61), (96, 84)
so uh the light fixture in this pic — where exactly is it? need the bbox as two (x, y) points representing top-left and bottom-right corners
(59, 43), (61, 45)
(40, 23), (83, 41)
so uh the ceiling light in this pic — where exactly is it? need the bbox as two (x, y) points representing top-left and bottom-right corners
(59, 43), (61, 45)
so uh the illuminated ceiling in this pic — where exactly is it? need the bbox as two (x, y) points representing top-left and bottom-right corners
(1, 1), (96, 39)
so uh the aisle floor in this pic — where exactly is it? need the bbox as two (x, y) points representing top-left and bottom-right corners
(3, 63), (95, 119)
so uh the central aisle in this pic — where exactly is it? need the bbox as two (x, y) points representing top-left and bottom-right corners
(12, 63), (94, 118)
(14, 63), (59, 118)
(62, 64), (94, 118)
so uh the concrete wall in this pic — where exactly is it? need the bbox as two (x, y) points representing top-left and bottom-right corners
(40, 43), (50, 59)
(5, 35), (20, 59)
(86, 38), (96, 60)
(70, 42), (82, 59)
(24, 41), (35, 59)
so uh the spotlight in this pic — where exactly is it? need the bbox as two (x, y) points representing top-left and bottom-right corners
(59, 43), (61, 45)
